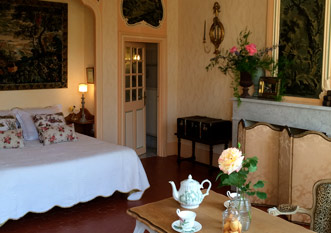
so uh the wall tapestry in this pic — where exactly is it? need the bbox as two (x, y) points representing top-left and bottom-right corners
(0, 0), (68, 90)
(122, 0), (163, 27)
(279, 0), (325, 98)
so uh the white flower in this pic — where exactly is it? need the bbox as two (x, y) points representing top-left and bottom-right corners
(218, 147), (244, 175)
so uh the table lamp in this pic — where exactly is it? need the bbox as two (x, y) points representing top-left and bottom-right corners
(78, 83), (88, 123)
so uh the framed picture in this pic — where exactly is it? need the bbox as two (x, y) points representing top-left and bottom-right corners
(268, 0), (330, 98)
(86, 67), (94, 84)
(122, 0), (163, 27)
(258, 77), (280, 99)
(0, 1), (68, 90)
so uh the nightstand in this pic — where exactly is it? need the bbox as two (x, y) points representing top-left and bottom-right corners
(65, 108), (94, 137)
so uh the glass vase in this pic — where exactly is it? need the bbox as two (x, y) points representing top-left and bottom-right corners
(222, 201), (241, 233)
(233, 194), (251, 232)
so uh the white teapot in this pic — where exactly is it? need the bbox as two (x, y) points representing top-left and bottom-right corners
(169, 174), (212, 209)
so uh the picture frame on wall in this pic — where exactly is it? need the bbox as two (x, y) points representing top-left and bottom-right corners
(86, 67), (94, 84)
(0, 1), (68, 90)
(258, 77), (280, 99)
(122, 0), (163, 27)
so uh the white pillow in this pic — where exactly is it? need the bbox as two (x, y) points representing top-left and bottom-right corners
(12, 105), (62, 140)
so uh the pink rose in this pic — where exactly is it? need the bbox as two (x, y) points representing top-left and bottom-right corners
(230, 46), (237, 54)
(245, 43), (257, 55)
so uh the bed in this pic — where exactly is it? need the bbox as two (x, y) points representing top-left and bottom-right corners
(0, 126), (150, 225)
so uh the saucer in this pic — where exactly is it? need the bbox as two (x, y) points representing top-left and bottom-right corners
(171, 220), (202, 232)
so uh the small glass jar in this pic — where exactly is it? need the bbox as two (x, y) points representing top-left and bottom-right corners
(222, 201), (242, 233)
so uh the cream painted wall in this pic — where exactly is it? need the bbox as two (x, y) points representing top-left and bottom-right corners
(101, 0), (118, 143)
(96, 0), (268, 154)
(3, 0), (321, 156)
(178, 0), (267, 120)
(0, 0), (94, 117)
(84, 6), (95, 115)
(173, 0), (268, 158)
(166, 0), (179, 154)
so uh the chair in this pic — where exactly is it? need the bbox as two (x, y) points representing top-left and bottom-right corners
(267, 179), (331, 233)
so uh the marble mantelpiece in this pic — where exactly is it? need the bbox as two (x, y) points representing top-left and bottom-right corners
(232, 98), (331, 146)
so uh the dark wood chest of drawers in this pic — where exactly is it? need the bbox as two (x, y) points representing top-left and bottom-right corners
(177, 116), (232, 143)
(176, 116), (232, 169)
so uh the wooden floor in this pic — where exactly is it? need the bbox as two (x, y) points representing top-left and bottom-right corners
(0, 155), (228, 233)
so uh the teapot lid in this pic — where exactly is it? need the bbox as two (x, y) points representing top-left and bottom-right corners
(181, 174), (199, 186)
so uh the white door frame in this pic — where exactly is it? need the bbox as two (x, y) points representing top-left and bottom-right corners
(118, 34), (167, 157)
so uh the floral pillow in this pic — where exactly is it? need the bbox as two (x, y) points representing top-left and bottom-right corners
(37, 124), (78, 145)
(0, 115), (17, 131)
(12, 105), (62, 141)
(33, 112), (66, 128)
(0, 129), (24, 149)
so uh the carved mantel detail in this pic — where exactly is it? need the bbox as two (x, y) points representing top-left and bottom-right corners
(232, 98), (331, 146)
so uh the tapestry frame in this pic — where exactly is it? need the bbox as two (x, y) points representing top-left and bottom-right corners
(121, 0), (164, 28)
(0, 0), (68, 91)
(268, 0), (331, 98)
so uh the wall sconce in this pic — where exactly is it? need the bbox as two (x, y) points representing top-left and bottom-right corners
(78, 83), (88, 123)
(203, 2), (225, 54)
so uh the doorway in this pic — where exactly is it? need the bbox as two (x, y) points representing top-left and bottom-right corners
(123, 42), (158, 156)
(145, 43), (158, 157)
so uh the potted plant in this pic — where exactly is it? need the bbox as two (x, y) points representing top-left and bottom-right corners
(207, 28), (277, 102)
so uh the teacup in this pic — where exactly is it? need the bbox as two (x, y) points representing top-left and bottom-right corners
(176, 209), (196, 231)
(226, 191), (240, 200)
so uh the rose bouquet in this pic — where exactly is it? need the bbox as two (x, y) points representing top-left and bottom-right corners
(206, 28), (277, 101)
(207, 29), (276, 75)
(216, 143), (266, 200)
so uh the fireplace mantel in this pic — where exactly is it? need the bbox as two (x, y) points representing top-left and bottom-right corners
(232, 98), (331, 146)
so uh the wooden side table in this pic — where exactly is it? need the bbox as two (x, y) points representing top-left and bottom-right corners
(65, 108), (94, 137)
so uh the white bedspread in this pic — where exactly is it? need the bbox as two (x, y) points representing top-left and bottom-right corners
(0, 134), (150, 225)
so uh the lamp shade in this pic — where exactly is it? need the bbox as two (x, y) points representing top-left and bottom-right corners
(78, 83), (88, 93)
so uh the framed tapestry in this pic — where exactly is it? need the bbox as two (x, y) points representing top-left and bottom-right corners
(0, 0), (68, 90)
(121, 0), (163, 27)
(268, 0), (331, 99)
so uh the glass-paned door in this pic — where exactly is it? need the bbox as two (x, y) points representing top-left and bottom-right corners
(124, 42), (146, 155)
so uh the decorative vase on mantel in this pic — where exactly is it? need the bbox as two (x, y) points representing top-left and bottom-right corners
(239, 72), (253, 98)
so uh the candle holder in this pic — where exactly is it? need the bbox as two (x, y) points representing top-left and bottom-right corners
(203, 20), (211, 53)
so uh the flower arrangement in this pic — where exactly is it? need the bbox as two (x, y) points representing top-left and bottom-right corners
(206, 28), (277, 101)
(216, 143), (266, 200)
